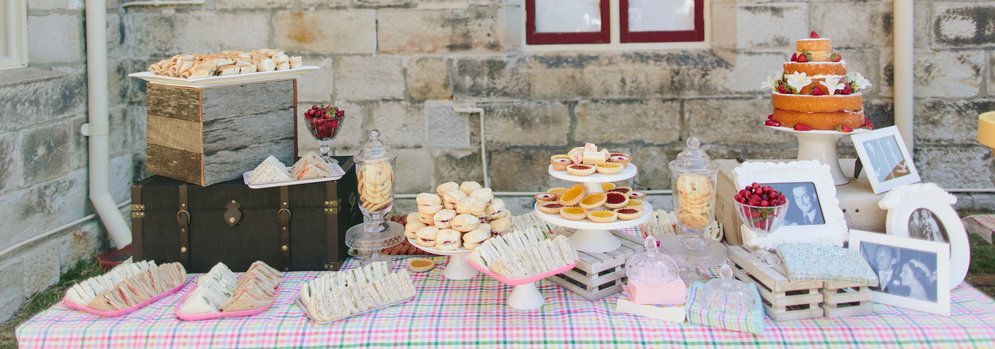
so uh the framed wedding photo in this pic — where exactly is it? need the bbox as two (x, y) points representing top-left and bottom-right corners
(851, 126), (920, 194)
(849, 230), (950, 316)
(733, 160), (848, 249)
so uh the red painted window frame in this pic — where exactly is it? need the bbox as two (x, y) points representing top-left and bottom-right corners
(619, 0), (705, 43)
(525, 0), (611, 45)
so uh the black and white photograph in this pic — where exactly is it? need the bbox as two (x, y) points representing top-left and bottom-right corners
(907, 208), (948, 243)
(851, 126), (921, 194)
(766, 182), (825, 226)
(861, 242), (938, 302)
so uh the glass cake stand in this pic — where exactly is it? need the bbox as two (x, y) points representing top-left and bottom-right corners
(767, 125), (868, 185)
(660, 235), (727, 283)
(345, 221), (404, 266)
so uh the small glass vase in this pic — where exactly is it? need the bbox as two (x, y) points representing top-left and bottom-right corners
(733, 200), (789, 266)
(303, 106), (345, 165)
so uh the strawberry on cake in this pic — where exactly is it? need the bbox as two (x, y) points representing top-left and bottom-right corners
(761, 32), (874, 131)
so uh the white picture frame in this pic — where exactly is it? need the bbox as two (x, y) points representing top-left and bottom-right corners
(851, 126), (920, 194)
(849, 229), (951, 316)
(0, 0), (28, 70)
(733, 160), (848, 249)
(878, 183), (969, 289)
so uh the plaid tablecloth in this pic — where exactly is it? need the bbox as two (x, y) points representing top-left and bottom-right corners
(16, 257), (995, 349)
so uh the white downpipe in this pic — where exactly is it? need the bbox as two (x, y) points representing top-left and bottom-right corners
(894, 0), (914, 153)
(86, 0), (132, 248)
(453, 106), (489, 188)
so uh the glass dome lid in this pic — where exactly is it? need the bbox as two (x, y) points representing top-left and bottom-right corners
(669, 137), (716, 174)
(625, 236), (680, 284)
(701, 264), (755, 314)
(355, 129), (396, 163)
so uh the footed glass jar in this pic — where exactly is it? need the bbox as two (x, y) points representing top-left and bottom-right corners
(669, 137), (719, 249)
(346, 130), (404, 265)
(624, 236), (686, 305)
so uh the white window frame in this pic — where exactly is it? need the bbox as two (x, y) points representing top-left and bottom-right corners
(0, 0), (28, 70)
(524, 0), (710, 52)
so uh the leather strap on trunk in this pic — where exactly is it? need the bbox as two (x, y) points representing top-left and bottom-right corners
(177, 184), (190, 267)
(130, 183), (144, 261)
(279, 187), (291, 271)
(325, 180), (339, 271)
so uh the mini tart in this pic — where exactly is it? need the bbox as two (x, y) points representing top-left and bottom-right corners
(608, 153), (632, 167)
(550, 158), (572, 171)
(629, 191), (646, 200)
(596, 163), (624, 175)
(559, 184), (585, 206)
(567, 164), (596, 176)
(547, 187), (569, 197)
(626, 199), (644, 209)
(535, 193), (558, 203)
(580, 193), (607, 210)
(588, 210), (618, 223)
(408, 258), (435, 273)
(604, 192), (630, 209)
(601, 182), (617, 192)
(615, 208), (643, 221)
(560, 207), (588, 221)
(607, 186), (633, 195)
(538, 202), (565, 214)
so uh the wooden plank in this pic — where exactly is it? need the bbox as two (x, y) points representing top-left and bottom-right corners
(147, 83), (202, 122)
(823, 287), (871, 304)
(729, 246), (822, 292)
(147, 144), (203, 185)
(764, 304), (823, 321)
(823, 303), (873, 318)
(201, 80), (295, 121)
(147, 116), (203, 154)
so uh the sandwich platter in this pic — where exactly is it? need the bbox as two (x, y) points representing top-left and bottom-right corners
(174, 262), (282, 321)
(244, 153), (346, 189)
(63, 282), (187, 318)
(242, 164), (345, 189)
(62, 261), (188, 317)
(298, 261), (417, 324)
(174, 283), (280, 321)
(129, 66), (319, 88)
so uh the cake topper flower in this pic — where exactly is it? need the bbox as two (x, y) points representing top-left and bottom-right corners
(760, 71), (781, 92)
(820, 76), (845, 96)
(846, 71), (872, 91)
(785, 72), (812, 94)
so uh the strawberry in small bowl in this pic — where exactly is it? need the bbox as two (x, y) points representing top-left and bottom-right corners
(304, 105), (346, 164)
(732, 183), (788, 266)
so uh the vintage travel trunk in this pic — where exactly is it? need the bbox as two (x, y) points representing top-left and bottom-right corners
(130, 157), (360, 272)
(145, 80), (297, 186)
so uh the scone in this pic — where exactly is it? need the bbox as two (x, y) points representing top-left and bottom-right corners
(485, 199), (508, 221)
(404, 217), (427, 239)
(459, 181), (482, 195)
(476, 223), (492, 235)
(415, 226), (439, 247)
(456, 196), (487, 217)
(436, 229), (462, 251)
(416, 193), (443, 210)
(418, 212), (435, 225)
(442, 190), (466, 210)
(418, 204), (443, 216)
(436, 182), (459, 196)
(451, 214), (480, 233)
(490, 217), (512, 235)
(433, 209), (457, 229)
(462, 229), (489, 250)
(469, 188), (494, 203)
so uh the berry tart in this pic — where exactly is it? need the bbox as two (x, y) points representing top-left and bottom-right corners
(538, 202), (566, 214)
(629, 191), (647, 200)
(550, 155), (572, 171)
(608, 153), (632, 167)
(567, 164), (596, 176)
(604, 192), (630, 209)
(607, 186), (632, 196)
(535, 193), (558, 203)
(615, 208), (643, 221)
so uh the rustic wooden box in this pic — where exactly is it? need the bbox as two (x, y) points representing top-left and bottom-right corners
(822, 281), (873, 318)
(548, 230), (645, 301)
(145, 80), (297, 186)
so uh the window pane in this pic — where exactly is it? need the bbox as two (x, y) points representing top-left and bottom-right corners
(0, 0), (8, 57)
(535, 0), (602, 33)
(628, 0), (695, 32)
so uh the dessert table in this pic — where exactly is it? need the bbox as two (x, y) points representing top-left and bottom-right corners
(16, 256), (995, 349)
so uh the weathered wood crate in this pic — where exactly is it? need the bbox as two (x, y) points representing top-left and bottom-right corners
(146, 80), (297, 186)
(548, 230), (645, 301)
(728, 246), (874, 321)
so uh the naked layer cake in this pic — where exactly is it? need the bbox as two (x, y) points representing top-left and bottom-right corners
(762, 32), (873, 131)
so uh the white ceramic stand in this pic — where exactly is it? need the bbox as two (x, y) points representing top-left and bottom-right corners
(507, 282), (544, 310)
(407, 239), (479, 280)
(768, 126), (867, 186)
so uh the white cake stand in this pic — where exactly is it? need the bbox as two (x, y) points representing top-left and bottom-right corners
(407, 238), (479, 280)
(767, 126), (868, 185)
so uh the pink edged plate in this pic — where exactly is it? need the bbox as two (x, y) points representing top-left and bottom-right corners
(62, 280), (187, 317)
(173, 282), (280, 321)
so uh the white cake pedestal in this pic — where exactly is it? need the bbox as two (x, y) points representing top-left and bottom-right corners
(407, 239), (478, 280)
(507, 282), (544, 310)
(768, 126), (868, 185)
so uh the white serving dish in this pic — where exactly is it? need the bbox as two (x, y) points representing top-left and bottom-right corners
(533, 202), (652, 231)
(547, 164), (638, 183)
(242, 163), (345, 189)
(129, 66), (319, 88)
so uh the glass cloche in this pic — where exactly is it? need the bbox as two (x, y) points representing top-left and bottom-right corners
(700, 264), (756, 314)
(624, 236), (686, 305)
(669, 137), (719, 247)
(346, 129), (404, 266)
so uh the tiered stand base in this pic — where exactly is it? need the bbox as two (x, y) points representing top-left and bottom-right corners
(547, 230), (646, 300)
(767, 126), (867, 185)
(407, 239), (478, 280)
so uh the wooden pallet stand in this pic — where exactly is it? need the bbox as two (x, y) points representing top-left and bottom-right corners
(728, 246), (824, 321)
(548, 230), (646, 301)
(822, 281), (873, 318)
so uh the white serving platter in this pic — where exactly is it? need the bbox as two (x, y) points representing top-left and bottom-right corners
(129, 66), (319, 88)
(243, 163), (345, 189)
(547, 164), (638, 183)
(533, 202), (653, 231)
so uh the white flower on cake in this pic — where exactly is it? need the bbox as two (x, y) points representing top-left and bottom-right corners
(785, 72), (812, 94)
(846, 71), (872, 91)
(820, 76), (845, 96)
(760, 71), (780, 92)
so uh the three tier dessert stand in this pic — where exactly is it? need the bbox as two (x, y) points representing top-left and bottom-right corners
(533, 164), (652, 253)
(768, 126), (867, 185)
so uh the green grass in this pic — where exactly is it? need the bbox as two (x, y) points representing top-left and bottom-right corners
(0, 258), (104, 349)
(967, 234), (995, 298)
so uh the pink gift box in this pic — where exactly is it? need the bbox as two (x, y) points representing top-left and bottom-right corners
(624, 278), (687, 306)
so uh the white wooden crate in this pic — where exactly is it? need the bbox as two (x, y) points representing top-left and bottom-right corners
(547, 230), (646, 301)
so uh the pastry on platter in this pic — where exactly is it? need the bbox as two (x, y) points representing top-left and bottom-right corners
(596, 163), (623, 175)
(608, 153), (632, 167)
(456, 196), (487, 217)
(547, 187), (569, 197)
(462, 229), (490, 250)
(469, 188), (494, 203)
(604, 192), (630, 209)
(559, 184), (585, 206)
(451, 214), (480, 233)
(580, 193), (607, 210)
(535, 193), (558, 203)
(560, 207), (588, 221)
(416, 193), (443, 210)
(626, 199), (644, 209)
(616, 208), (643, 221)
(459, 181), (482, 195)
(436, 182), (459, 196)
(629, 191), (647, 200)
(417, 212), (435, 225)
(149, 49), (304, 79)
(588, 210), (618, 223)
(404, 214), (426, 239)
(436, 229), (462, 251)
(602, 182), (617, 191)
(490, 217), (512, 235)
(538, 202), (565, 214)
(415, 226), (439, 247)
(567, 164), (596, 176)
(550, 155), (573, 171)
(433, 209), (457, 229)
(582, 150), (610, 165)
(485, 199), (508, 221)
(607, 186), (633, 195)
(442, 190), (466, 210)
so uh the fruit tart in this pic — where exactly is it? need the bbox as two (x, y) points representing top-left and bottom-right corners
(604, 192), (630, 209)
(535, 193), (558, 203)
(559, 184), (585, 206)
(538, 202), (566, 214)
(596, 163), (623, 175)
(588, 210), (618, 223)
(550, 154), (572, 171)
(567, 164), (596, 176)
(580, 193), (607, 210)
(615, 208), (643, 221)
(560, 207), (588, 221)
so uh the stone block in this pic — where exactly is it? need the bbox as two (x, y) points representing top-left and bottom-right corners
(915, 99), (995, 146)
(736, 4), (808, 49)
(299, 0), (350, 8)
(990, 51), (995, 96)
(296, 101), (364, 155)
(417, 0), (469, 9)
(34, 169), (90, 233)
(273, 10), (376, 54)
(216, 0), (292, 9)
(573, 100), (681, 145)
(685, 98), (793, 146)
(27, 0), (84, 11)
(18, 120), (71, 187)
(914, 50), (985, 98)
(28, 13), (84, 64)
(432, 149), (483, 185)
(378, 6), (513, 53)
(70, 116), (87, 171)
(0, 71), (86, 134)
(711, 52), (785, 94)
(355, 0), (413, 8)
(634, 145), (675, 189)
(56, 221), (104, 274)
(810, 1), (890, 48)
(126, 12), (270, 57)
(481, 102), (569, 148)
(488, 148), (556, 192)
(394, 148), (434, 193)
(0, 259), (25, 322)
(453, 57), (530, 99)
(0, 133), (19, 196)
(425, 101), (470, 148)
(933, 3), (995, 47)
(110, 154), (133, 203)
(916, 145), (994, 189)
(18, 240), (61, 296)
(298, 57), (334, 102)
(334, 56), (405, 101)
(0, 190), (36, 251)
(368, 102), (426, 148)
(407, 58), (453, 101)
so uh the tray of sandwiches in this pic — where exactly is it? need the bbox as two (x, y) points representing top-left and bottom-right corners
(298, 261), (416, 324)
(63, 261), (188, 317)
(244, 152), (346, 189)
(129, 49), (318, 88)
(174, 261), (281, 321)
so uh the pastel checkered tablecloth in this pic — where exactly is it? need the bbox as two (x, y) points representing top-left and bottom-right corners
(16, 258), (995, 349)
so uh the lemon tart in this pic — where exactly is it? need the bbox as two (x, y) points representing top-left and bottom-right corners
(560, 207), (588, 220)
(588, 210), (618, 223)
(580, 193), (607, 210)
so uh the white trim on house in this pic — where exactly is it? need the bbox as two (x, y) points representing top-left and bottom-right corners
(0, 0), (27, 70)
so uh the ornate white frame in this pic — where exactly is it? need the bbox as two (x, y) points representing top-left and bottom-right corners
(878, 183), (969, 289)
(733, 160), (848, 249)
(848, 229), (951, 316)
(851, 126), (921, 194)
